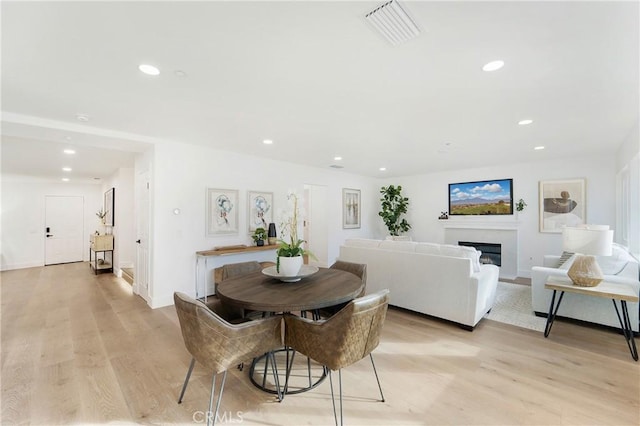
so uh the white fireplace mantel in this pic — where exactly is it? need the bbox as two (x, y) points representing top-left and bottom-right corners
(440, 220), (520, 231)
(443, 224), (519, 279)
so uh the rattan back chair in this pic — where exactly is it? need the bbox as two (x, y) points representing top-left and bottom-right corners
(317, 261), (368, 318)
(208, 261), (273, 321)
(283, 289), (389, 426)
(174, 292), (283, 425)
(330, 260), (367, 297)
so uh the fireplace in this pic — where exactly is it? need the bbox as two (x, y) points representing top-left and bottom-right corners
(459, 241), (502, 267)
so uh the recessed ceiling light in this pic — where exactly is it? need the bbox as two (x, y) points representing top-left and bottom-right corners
(263, 139), (273, 145)
(62, 167), (72, 172)
(139, 64), (160, 76)
(61, 178), (70, 182)
(76, 114), (89, 122)
(63, 149), (76, 155)
(518, 119), (534, 125)
(334, 156), (342, 161)
(534, 146), (545, 150)
(482, 60), (504, 72)
(379, 167), (387, 171)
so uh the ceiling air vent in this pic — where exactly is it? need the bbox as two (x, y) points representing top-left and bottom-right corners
(365, 0), (421, 46)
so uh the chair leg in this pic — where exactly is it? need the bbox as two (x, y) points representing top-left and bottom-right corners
(338, 369), (343, 426)
(369, 353), (385, 402)
(178, 357), (196, 404)
(207, 370), (227, 426)
(328, 370), (338, 426)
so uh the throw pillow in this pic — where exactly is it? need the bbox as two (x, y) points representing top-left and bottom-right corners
(556, 251), (574, 268)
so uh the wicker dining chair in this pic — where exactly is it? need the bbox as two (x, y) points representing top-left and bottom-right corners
(330, 261), (367, 297)
(316, 261), (367, 318)
(206, 261), (274, 321)
(174, 292), (283, 425)
(283, 289), (389, 426)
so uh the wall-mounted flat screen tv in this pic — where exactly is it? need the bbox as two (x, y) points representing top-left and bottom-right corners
(449, 178), (513, 216)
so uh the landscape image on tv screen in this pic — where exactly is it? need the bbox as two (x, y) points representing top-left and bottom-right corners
(449, 178), (513, 215)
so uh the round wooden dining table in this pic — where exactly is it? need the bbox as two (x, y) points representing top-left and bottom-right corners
(216, 266), (364, 396)
(216, 266), (364, 314)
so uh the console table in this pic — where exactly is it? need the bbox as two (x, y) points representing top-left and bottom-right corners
(544, 276), (638, 361)
(89, 234), (114, 275)
(195, 245), (278, 301)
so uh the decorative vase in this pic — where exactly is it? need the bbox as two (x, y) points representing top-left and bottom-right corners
(267, 223), (277, 245)
(278, 255), (303, 276)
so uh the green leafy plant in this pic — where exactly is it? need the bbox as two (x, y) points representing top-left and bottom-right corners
(516, 198), (527, 212)
(276, 192), (315, 272)
(379, 185), (411, 236)
(252, 227), (267, 244)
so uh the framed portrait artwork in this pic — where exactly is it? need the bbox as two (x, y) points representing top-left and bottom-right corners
(104, 187), (115, 226)
(206, 188), (239, 236)
(247, 191), (273, 233)
(342, 188), (361, 229)
(539, 179), (586, 233)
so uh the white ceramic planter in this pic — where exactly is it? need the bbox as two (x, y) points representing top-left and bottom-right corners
(278, 256), (303, 276)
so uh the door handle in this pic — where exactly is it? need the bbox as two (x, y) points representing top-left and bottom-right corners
(46, 234), (53, 238)
(136, 239), (141, 244)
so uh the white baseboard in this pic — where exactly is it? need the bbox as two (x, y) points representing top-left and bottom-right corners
(119, 261), (134, 269)
(1, 261), (44, 271)
(150, 293), (174, 309)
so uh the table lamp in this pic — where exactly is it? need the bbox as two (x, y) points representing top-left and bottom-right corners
(562, 225), (614, 287)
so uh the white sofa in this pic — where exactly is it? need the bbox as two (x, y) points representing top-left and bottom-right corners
(338, 238), (500, 330)
(531, 245), (640, 332)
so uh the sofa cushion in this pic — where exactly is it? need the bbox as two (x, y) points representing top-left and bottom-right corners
(415, 243), (442, 255)
(379, 241), (417, 252)
(596, 244), (634, 275)
(439, 244), (481, 273)
(343, 239), (382, 249)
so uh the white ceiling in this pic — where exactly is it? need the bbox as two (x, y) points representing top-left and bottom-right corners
(2, 1), (638, 180)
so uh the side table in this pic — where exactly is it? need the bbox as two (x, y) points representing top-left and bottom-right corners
(544, 276), (638, 361)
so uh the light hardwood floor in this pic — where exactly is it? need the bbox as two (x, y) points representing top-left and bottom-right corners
(2, 262), (639, 425)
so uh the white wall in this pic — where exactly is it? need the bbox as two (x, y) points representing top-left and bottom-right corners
(148, 141), (376, 308)
(0, 174), (102, 270)
(102, 167), (135, 275)
(380, 154), (617, 278)
(616, 120), (640, 256)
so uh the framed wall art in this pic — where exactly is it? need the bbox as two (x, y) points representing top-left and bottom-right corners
(539, 178), (586, 233)
(206, 188), (239, 236)
(104, 187), (115, 226)
(342, 188), (361, 229)
(247, 190), (273, 233)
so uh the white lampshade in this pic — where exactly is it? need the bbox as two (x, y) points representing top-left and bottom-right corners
(562, 225), (613, 256)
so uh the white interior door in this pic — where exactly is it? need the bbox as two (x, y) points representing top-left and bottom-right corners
(45, 196), (84, 265)
(135, 170), (150, 302)
(303, 184), (328, 267)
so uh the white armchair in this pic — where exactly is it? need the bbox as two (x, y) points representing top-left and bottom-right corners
(531, 244), (640, 332)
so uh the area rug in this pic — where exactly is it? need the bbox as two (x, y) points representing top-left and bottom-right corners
(485, 281), (546, 332)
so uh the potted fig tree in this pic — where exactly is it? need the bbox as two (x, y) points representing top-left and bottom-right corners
(379, 185), (411, 238)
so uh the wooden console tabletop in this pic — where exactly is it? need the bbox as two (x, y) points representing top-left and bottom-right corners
(196, 245), (278, 257)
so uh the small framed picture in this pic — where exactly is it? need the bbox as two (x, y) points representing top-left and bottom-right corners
(539, 179), (586, 233)
(247, 191), (273, 233)
(104, 187), (115, 226)
(206, 188), (239, 236)
(342, 188), (361, 229)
